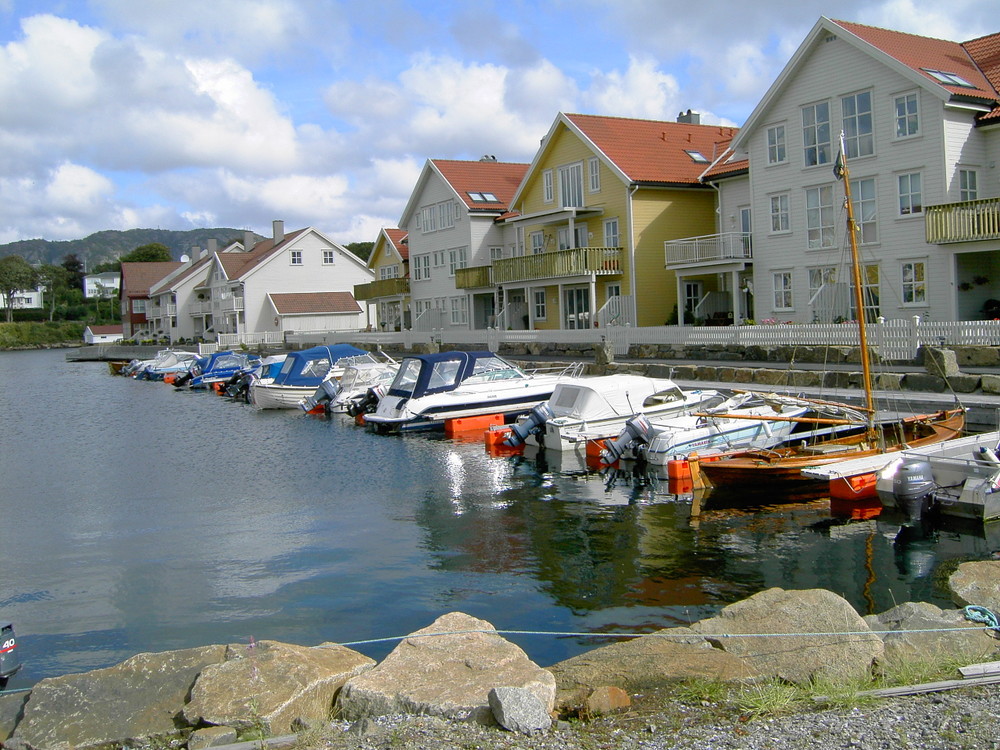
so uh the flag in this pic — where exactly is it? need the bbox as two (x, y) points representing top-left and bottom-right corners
(833, 132), (846, 180)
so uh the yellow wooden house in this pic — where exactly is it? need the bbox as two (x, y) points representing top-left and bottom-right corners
(354, 228), (409, 331)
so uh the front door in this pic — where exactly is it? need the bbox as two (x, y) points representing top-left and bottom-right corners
(564, 287), (590, 329)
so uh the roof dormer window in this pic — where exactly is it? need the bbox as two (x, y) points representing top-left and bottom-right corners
(684, 150), (709, 163)
(922, 69), (975, 88)
(467, 191), (498, 202)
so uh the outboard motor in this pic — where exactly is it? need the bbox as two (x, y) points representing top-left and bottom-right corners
(300, 379), (341, 413)
(504, 403), (555, 447)
(172, 370), (194, 388)
(0, 622), (21, 689)
(892, 458), (937, 524)
(600, 413), (653, 464)
(347, 386), (383, 417)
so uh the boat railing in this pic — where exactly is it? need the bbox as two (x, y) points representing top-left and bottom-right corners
(523, 361), (586, 378)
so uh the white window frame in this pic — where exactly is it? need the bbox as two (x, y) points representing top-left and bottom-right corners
(413, 254), (430, 281)
(588, 157), (601, 192)
(558, 162), (584, 208)
(766, 124), (786, 165)
(489, 246), (504, 261)
(449, 295), (468, 325)
(542, 169), (553, 203)
(894, 92), (919, 139)
(530, 231), (545, 254)
(959, 168), (978, 201)
(842, 90), (874, 158)
(533, 289), (547, 320)
(448, 247), (467, 276)
(322, 250), (335, 265)
(290, 250), (303, 265)
(802, 101), (831, 167)
(769, 193), (790, 233)
(851, 177), (877, 245)
(603, 217), (620, 247)
(808, 267), (838, 304)
(379, 264), (399, 280)
(432, 250), (446, 267)
(805, 185), (835, 249)
(772, 271), (793, 311)
(900, 259), (927, 306)
(897, 172), (923, 216)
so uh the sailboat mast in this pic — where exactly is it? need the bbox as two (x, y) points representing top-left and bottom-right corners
(837, 134), (877, 432)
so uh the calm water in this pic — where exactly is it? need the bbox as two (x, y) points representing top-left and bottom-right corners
(1, 348), (997, 687)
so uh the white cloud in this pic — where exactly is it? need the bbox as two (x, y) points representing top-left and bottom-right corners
(582, 56), (681, 120)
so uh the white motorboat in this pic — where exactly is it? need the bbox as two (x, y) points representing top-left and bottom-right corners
(249, 344), (367, 409)
(503, 374), (723, 452)
(299, 353), (399, 414)
(365, 350), (584, 432)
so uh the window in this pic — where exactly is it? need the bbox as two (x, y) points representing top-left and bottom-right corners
(420, 206), (437, 233)
(322, 250), (335, 265)
(922, 69), (975, 87)
(466, 192), (497, 203)
(543, 170), (553, 203)
(802, 102), (831, 166)
(960, 169), (978, 201)
(448, 247), (467, 276)
(533, 289), (547, 320)
(489, 246), (503, 261)
(766, 125), (786, 164)
(558, 163), (584, 207)
(805, 185), (835, 248)
(842, 91), (873, 158)
(808, 267), (838, 302)
(413, 255), (430, 281)
(439, 201), (456, 228)
(530, 231), (545, 254)
(379, 264), (399, 280)
(684, 150), (709, 163)
(604, 217), (620, 247)
(769, 194), (790, 233)
(901, 260), (926, 305)
(449, 296), (468, 325)
(898, 172), (922, 215)
(432, 251), (446, 267)
(773, 271), (793, 310)
(894, 93), (919, 138)
(683, 281), (701, 318)
(558, 224), (587, 250)
(588, 157), (601, 192)
(132, 299), (146, 314)
(860, 264), (880, 321)
(290, 250), (303, 265)
(852, 177), (877, 244)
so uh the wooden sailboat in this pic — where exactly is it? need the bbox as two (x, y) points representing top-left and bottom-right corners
(697, 135), (965, 489)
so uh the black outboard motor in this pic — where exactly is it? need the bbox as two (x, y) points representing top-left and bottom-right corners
(892, 458), (937, 524)
(600, 413), (653, 464)
(172, 370), (194, 388)
(347, 387), (382, 417)
(0, 622), (21, 689)
(504, 403), (554, 447)
(300, 379), (340, 413)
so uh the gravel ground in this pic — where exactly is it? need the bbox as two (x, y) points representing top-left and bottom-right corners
(294, 684), (1000, 750)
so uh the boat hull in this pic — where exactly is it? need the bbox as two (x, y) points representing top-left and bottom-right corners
(250, 383), (319, 410)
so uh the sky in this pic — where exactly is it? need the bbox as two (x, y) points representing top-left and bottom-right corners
(0, 0), (994, 247)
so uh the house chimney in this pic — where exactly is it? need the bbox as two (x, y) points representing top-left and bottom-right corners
(208, 238), (218, 254)
(273, 219), (284, 245)
(244, 230), (255, 252)
(677, 109), (701, 125)
(189, 246), (199, 263)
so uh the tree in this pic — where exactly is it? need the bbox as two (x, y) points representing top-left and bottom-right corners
(121, 243), (172, 263)
(37, 264), (70, 322)
(0, 255), (39, 323)
(61, 254), (85, 290)
(345, 242), (374, 262)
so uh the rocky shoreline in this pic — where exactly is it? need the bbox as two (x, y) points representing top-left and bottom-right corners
(2, 561), (998, 750)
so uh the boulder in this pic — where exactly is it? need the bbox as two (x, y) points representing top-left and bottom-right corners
(183, 640), (374, 737)
(690, 588), (883, 685)
(902, 373), (947, 392)
(188, 724), (238, 749)
(922, 347), (960, 378)
(583, 686), (630, 716)
(10, 645), (226, 750)
(982, 374), (1000, 395)
(488, 687), (551, 734)
(863, 602), (999, 666)
(594, 340), (614, 366)
(547, 626), (757, 708)
(0, 690), (28, 742)
(335, 612), (555, 725)
(949, 560), (1000, 612)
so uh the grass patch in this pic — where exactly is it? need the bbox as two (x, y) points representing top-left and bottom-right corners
(732, 679), (807, 719)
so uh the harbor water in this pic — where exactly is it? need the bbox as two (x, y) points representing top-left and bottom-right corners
(1, 348), (997, 687)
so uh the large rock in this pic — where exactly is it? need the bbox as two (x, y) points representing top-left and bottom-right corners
(183, 640), (374, 736)
(0, 691), (28, 742)
(922, 347), (960, 378)
(547, 626), (758, 708)
(10, 645), (226, 750)
(690, 588), (883, 685)
(949, 560), (1000, 612)
(488, 687), (551, 734)
(864, 602), (999, 666)
(335, 612), (555, 725)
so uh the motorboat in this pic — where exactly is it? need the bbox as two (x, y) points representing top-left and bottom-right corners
(122, 349), (194, 379)
(135, 350), (199, 381)
(0, 622), (21, 689)
(185, 351), (262, 390)
(876, 431), (1000, 523)
(249, 344), (367, 409)
(299, 353), (398, 414)
(503, 374), (723, 452)
(364, 351), (584, 432)
(224, 353), (288, 402)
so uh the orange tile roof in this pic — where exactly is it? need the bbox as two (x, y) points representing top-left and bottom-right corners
(432, 159), (529, 210)
(121, 262), (182, 296)
(149, 254), (212, 294)
(963, 31), (1000, 120)
(384, 228), (409, 260)
(564, 113), (739, 185)
(87, 324), (123, 334)
(832, 20), (1000, 101)
(270, 291), (361, 315)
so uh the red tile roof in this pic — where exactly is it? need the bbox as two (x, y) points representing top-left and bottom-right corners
(121, 262), (182, 296)
(963, 31), (1000, 120)
(832, 20), (1000, 101)
(564, 113), (739, 185)
(432, 159), (529, 210)
(87, 324), (123, 334)
(149, 254), (212, 295)
(384, 228), (409, 261)
(269, 291), (361, 315)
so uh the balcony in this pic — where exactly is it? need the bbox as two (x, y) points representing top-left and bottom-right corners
(189, 300), (211, 316)
(354, 277), (410, 301)
(454, 265), (493, 289)
(664, 232), (752, 267)
(925, 197), (1000, 244)
(219, 294), (244, 312)
(488, 246), (623, 286)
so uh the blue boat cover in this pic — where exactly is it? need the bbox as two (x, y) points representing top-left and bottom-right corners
(271, 344), (366, 387)
(387, 351), (519, 399)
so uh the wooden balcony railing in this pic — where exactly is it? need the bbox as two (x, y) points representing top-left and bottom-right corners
(188, 300), (211, 316)
(925, 197), (1000, 244)
(454, 265), (493, 289)
(489, 246), (623, 285)
(354, 277), (410, 301)
(664, 232), (752, 267)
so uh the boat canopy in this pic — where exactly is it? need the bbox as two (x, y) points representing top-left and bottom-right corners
(547, 375), (685, 421)
(201, 351), (251, 374)
(387, 351), (524, 400)
(272, 344), (366, 387)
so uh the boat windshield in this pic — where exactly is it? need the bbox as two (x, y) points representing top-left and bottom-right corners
(388, 358), (422, 397)
(465, 356), (524, 382)
(299, 357), (331, 378)
(212, 354), (246, 370)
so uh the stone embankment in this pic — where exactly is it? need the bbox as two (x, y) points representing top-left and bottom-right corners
(2, 561), (998, 750)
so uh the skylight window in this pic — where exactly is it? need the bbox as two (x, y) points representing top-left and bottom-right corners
(684, 150), (709, 163)
(467, 191), (499, 202)
(922, 69), (975, 88)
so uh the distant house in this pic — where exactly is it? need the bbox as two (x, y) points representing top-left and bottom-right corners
(120, 261), (183, 339)
(83, 324), (124, 344)
(267, 291), (364, 333)
(354, 228), (409, 330)
(83, 272), (121, 299)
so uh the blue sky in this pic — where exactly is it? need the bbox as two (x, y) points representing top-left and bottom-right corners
(0, 0), (993, 246)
